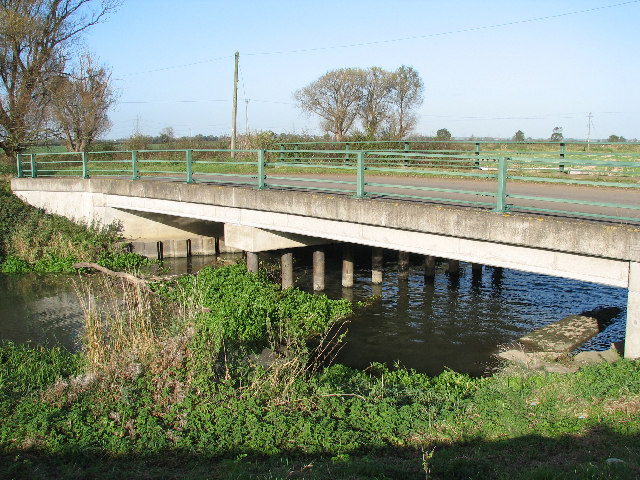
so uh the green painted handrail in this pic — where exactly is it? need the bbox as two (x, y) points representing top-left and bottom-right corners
(15, 147), (640, 223)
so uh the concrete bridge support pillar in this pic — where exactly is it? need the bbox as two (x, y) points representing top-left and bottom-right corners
(342, 244), (354, 288)
(246, 252), (259, 273)
(625, 261), (640, 359)
(313, 249), (325, 291)
(424, 255), (436, 279)
(281, 252), (293, 289)
(372, 247), (383, 284)
(448, 259), (460, 275)
(398, 251), (410, 280)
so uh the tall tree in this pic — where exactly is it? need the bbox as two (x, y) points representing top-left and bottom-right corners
(294, 68), (364, 141)
(385, 65), (424, 139)
(550, 126), (563, 142)
(513, 130), (525, 142)
(436, 128), (452, 141)
(359, 66), (390, 138)
(0, 0), (119, 160)
(51, 52), (115, 152)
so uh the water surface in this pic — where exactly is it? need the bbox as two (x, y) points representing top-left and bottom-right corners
(0, 249), (627, 376)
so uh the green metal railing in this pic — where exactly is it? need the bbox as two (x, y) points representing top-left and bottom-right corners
(16, 146), (640, 223)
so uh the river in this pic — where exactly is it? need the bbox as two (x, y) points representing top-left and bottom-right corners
(0, 247), (628, 376)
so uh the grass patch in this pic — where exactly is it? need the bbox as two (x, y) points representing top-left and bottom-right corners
(1, 263), (639, 478)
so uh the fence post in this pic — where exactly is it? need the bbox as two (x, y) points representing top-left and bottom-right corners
(30, 154), (37, 178)
(186, 149), (193, 183)
(280, 143), (285, 162)
(404, 141), (410, 166)
(257, 149), (266, 189)
(475, 142), (480, 169)
(355, 151), (366, 198)
(495, 157), (508, 212)
(345, 142), (350, 164)
(559, 142), (565, 173)
(131, 151), (139, 180)
(82, 151), (89, 178)
(294, 143), (300, 163)
(16, 154), (23, 178)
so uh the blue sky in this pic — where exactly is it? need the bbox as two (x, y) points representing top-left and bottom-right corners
(83, 0), (640, 140)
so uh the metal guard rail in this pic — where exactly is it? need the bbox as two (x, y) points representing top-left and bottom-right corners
(16, 148), (640, 223)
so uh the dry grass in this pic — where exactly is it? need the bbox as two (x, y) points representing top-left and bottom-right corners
(76, 277), (171, 377)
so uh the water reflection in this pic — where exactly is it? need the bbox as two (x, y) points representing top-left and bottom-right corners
(0, 248), (628, 377)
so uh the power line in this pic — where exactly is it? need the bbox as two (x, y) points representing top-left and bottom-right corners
(115, 54), (234, 79)
(113, 1), (638, 78)
(244, 1), (640, 57)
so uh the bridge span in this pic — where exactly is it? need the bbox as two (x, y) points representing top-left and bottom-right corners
(11, 176), (640, 359)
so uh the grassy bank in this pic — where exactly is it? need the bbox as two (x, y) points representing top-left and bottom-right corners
(0, 178), (147, 273)
(1, 263), (639, 479)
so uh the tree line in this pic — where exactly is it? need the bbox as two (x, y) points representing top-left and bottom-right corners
(0, 0), (118, 162)
(294, 66), (424, 141)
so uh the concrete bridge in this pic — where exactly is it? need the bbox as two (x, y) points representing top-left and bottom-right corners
(11, 176), (640, 359)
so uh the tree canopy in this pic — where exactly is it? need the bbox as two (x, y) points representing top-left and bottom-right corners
(51, 52), (116, 152)
(294, 66), (424, 141)
(0, 0), (119, 159)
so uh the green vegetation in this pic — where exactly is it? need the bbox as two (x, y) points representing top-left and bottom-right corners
(3, 152), (640, 478)
(1, 261), (639, 479)
(0, 178), (148, 273)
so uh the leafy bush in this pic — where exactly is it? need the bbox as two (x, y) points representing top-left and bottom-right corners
(0, 255), (32, 273)
(98, 251), (150, 272)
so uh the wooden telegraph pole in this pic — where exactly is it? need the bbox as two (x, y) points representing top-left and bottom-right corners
(231, 51), (239, 159)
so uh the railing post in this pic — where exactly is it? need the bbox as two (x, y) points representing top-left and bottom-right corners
(475, 142), (480, 169)
(345, 142), (350, 164)
(131, 151), (139, 180)
(495, 157), (508, 212)
(355, 150), (366, 198)
(280, 143), (285, 162)
(30, 154), (37, 178)
(559, 142), (565, 173)
(404, 141), (410, 166)
(186, 149), (193, 183)
(257, 149), (266, 189)
(294, 143), (300, 163)
(82, 151), (89, 178)
(16, 154), (23, 178)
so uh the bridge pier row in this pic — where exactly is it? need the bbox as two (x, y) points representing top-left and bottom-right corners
(372, 247), (384, 284)
(313, 249), (325, 291)
(625, 261), (640, 359)
(281, 252), (294, 289)
(342, 244), (354, 288)
(398, 251), (410, 280)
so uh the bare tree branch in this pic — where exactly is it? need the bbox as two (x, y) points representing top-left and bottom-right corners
(0, 0), (120, 160)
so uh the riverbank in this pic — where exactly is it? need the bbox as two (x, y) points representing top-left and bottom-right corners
(1, 263), (639, 479)
(0, 177), (148, 273)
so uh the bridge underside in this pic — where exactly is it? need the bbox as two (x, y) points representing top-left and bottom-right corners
(11, 177), (640, 359)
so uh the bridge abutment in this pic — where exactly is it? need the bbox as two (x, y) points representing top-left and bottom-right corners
(625, 261), (640, 359)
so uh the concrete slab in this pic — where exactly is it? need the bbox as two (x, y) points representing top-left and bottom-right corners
(519, 315), (600, 353)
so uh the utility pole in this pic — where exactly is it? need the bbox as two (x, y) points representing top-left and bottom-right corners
(230, 51), (239, 159)
(245, 99), (249, 136)
(587, 112), (593, 152)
